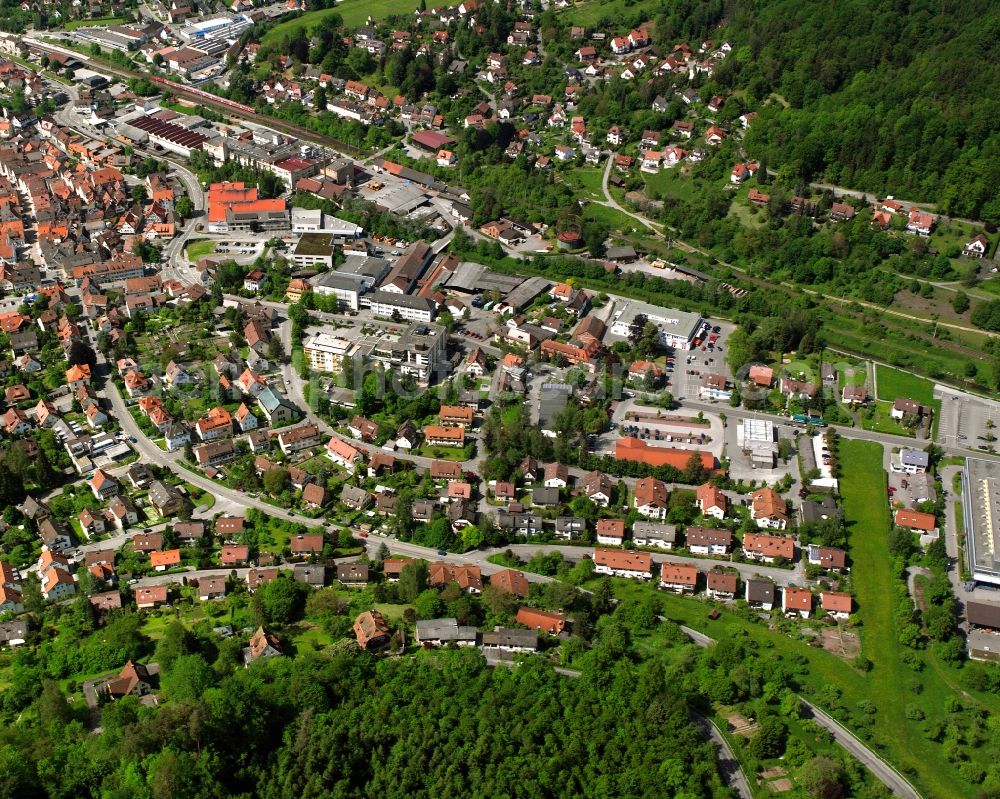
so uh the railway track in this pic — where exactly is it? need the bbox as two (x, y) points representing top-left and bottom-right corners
(25, 38), (366, 158)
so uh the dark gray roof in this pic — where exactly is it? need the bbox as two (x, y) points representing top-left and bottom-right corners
(799, 497), (839, 523)
(967, 602), (1000, 629)
(0, 620), (27, 643)
(531, 486), (561, 506)
(293, 564), (326, 586)
(746, 579), (774, 604)
(481, 628), (538, 649)
(416, 617), (477, 643)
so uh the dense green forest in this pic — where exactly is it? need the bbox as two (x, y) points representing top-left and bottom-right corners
(0, 598), (738, 799)
(638, 0), (1000, 219)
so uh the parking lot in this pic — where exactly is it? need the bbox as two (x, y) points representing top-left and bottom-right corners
(936, 385), (1000, 449)
(676, 322), (734, 401)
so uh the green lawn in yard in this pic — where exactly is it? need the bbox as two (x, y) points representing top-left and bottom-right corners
(63, 16), (125, 30)
(262, 0), (450, 46)
(875, 364), (937, 404)
(560, 0), (659, 26)
(641, 168), (699, 203)
(582, 201), (640, 232)
(185, 239), (217, 263)
(727, 198), (766, 229)
(195, 492), (216, 510)
(563, 167), (606, 199)
(875, 364), (942, 437)
(417, 442), (468, 461)
(838, 439), (995, 799)
(834, 361), (868, 387)
(859, 401), (915, 437)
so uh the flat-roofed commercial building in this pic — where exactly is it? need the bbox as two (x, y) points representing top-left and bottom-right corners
(963, 458), (1000, 586)
(370, 323), (447, 385)
(303, 332), (358, 373)
(736, 418), (777, 469)
(311, 271), (362, 309)
(365, 290), (436, 323)
(292, 233), (336, 269)
(609, 301), (704, 350)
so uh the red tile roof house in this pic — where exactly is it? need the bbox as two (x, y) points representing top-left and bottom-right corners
(326, 437), (364, 472)
(593, 548), (652, 580)
(516, 607), (567, 635)
(747, 364), (774, 388)
(430, 460), (463, 481)
(491, 568), (530, 597)
(782, 586), (813, 618)
(750, 487), (789, 530)
(290, 533), (324, 555)
(742, 533), (795, 564)
(216, 516), (245, 536)
(695, 482), (727, 520)
(493, 481), (517, 501)
(821, 591), (853, 620)
(706, 569), (738, 600)
(894, 509), (937, 533)
(301, 483), (329, 509)
(633, 476), (669, 520)
(90, 469), (119, 500)
(596, 519), (626, 545)
(220, 545), (250, 566)
(543, 461), (569, 488)
(428, 562), (483, 594)
(658, 562), (698, 594)
(150, 549), (181, 571)
(382, 558), (414, 582)
(134, 585), (169, 609)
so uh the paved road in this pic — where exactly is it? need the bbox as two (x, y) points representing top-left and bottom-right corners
(679, 625), (923, 799)
(600, 153), (663, 234)
(101, 377), (324, 529)
(498, 543), (806, 586)
(692, 713), (753, 799)
(134, 566), (249, 588)
(800, 701), (922, 799)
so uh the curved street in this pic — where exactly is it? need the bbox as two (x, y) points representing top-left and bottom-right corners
(679, 626), (923, 798)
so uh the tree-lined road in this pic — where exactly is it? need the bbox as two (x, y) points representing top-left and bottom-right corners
(100, 377), (324, 529)
(680, 625), (923, 799)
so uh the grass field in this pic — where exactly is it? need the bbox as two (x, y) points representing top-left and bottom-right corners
(838, 440), (988, 799)
(560, 0), (655, 26)
(583, 201), (640, 232)
(262, 0), (450, 46)
(875, 364), (937, 404)
(185, 239), (216, 262)
(63, 16), (125, 30)
(641, 168), (699, 202)
(562, 167), (606, 200)
(860, 401), (914, 437)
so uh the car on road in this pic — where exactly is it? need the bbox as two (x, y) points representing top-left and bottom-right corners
(358, 531), (369, 538)
(437, 549), (448, 557)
